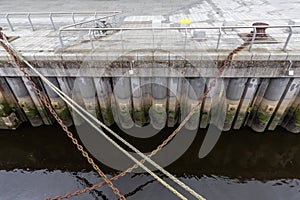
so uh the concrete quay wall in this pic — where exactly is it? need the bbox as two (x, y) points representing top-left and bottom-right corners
(0, 50), (299, 78)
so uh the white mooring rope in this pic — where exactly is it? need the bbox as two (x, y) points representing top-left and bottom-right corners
(0, 39), (206, 200)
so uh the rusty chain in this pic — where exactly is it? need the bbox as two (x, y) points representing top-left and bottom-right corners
(44, 36), (253, 199)
(1, 27), (253, 199)
(0, 31), (126, 200)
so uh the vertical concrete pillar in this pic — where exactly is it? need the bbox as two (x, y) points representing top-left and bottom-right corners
(57, 77), (84, 126)
(0, 91), (9, 129)
(283, 89), (300, 133)
(112, 77), (134, 129)
(21, 77), (53, 125)
(167, 77), (181, 127)
(183, 77), (205, 130)
(233, 78), (260, 129)
(268, 78), (300, 130)
(149, 77), (168, 130)
(250, 78), (290, 132)
(43, 77), (73, 127)
(94, 77), (114, 126)
(0, 77), (24, 129)
(130, 77), (145, 127)
(179, 77), (189, 127)
(6, 77), (43, 127)
(76, 77), (101, 120)
(247, 78), (270, 128)
(223, 78), (248, 131)
(200, 78), (223, 129)
(141, 77), (152, 124)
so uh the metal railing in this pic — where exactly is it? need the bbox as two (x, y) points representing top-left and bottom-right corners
(58, 23), (300, 52)
(1, 12), (299, 52)
(0, 11), (122, 31)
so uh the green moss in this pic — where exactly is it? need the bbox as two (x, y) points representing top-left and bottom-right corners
(0, 119), (5, 128)
(101, 107), (114, 125)
(143, 104), (151, 112)
(237, 112), (246, 121)
(0, 102), (12, 117)
(168, 110), (177, 121)
(26, 107), (39, 118)
(167, 107), (180, 126)
(133, 110), (145, 126)
(272, 113), (282, 122)
(257, 111), (271, 123)
(233, 112), (246, 128)
(294, 108), (300, 126)
(56, 107), (70, 121)
(201, 112), (209, 125)
(225, 112), (236, 123)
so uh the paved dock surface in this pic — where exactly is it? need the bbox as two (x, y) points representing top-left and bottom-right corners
(0, 0), (299, 63)
(0, 0), (299, 19)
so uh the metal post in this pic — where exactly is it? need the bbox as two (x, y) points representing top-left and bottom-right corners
(6, 14), (14, 31)
(184, 28), (187, 58)
(58, 30), (64, 48)
(216, 27), (222, 51)
(121, 29), (124, 51)
(89, 29), (94, 50)
(152, 29), (155, 49)
(283, 26), (293, 51)
(72, 12), (76, 24)
(49, 13), (56, 30)
(248, 27), (257, 52)
(113, 15), (117, 27)
(94, 12), (97, 20)
(27, 13), (34, 31)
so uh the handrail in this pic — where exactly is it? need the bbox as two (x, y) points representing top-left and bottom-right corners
(60, 24), (300, 31)
(58, 24), (300, 50)
(1, 12), (299, 52)
(59, 13), (120, 30)
(0, 11), (121, 15)
(1, 11), (122, 31)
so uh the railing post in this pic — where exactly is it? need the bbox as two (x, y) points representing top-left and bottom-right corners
(283, 26), (293, 51)
(6, 14), (14, 31)
(248, 27), (257, 52)
(49, 12), (56, 30)
(216, 27), (222, 51)
(72, 12), (76, 25)
(184, 27), (187, 58)
(89, 29), (94, 50)
(112, 15), (117, 27)
(121, 29), (124, 51)
(152, 28), (155, 49)
(27, 13), (34, 31)
(58, 30), (64, 48)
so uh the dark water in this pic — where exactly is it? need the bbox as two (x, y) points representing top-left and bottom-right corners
(1, 123), (300, 200)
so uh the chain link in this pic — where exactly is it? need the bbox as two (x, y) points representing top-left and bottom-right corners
(44, 36), (253, 199)
(0, 31), (126, 200)
(1, 28), (252, 200)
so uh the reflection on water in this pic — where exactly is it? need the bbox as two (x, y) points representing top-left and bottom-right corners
(1, 123), (300, 199)
(1, 169), (300, 200)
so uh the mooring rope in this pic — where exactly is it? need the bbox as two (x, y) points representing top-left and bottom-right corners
(0, 36), (193, 200)
(43, 34), (252, 199)
(0, 27), (253, 200)
(24, 61), (205, 199)
(0, 34), (125, 200)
